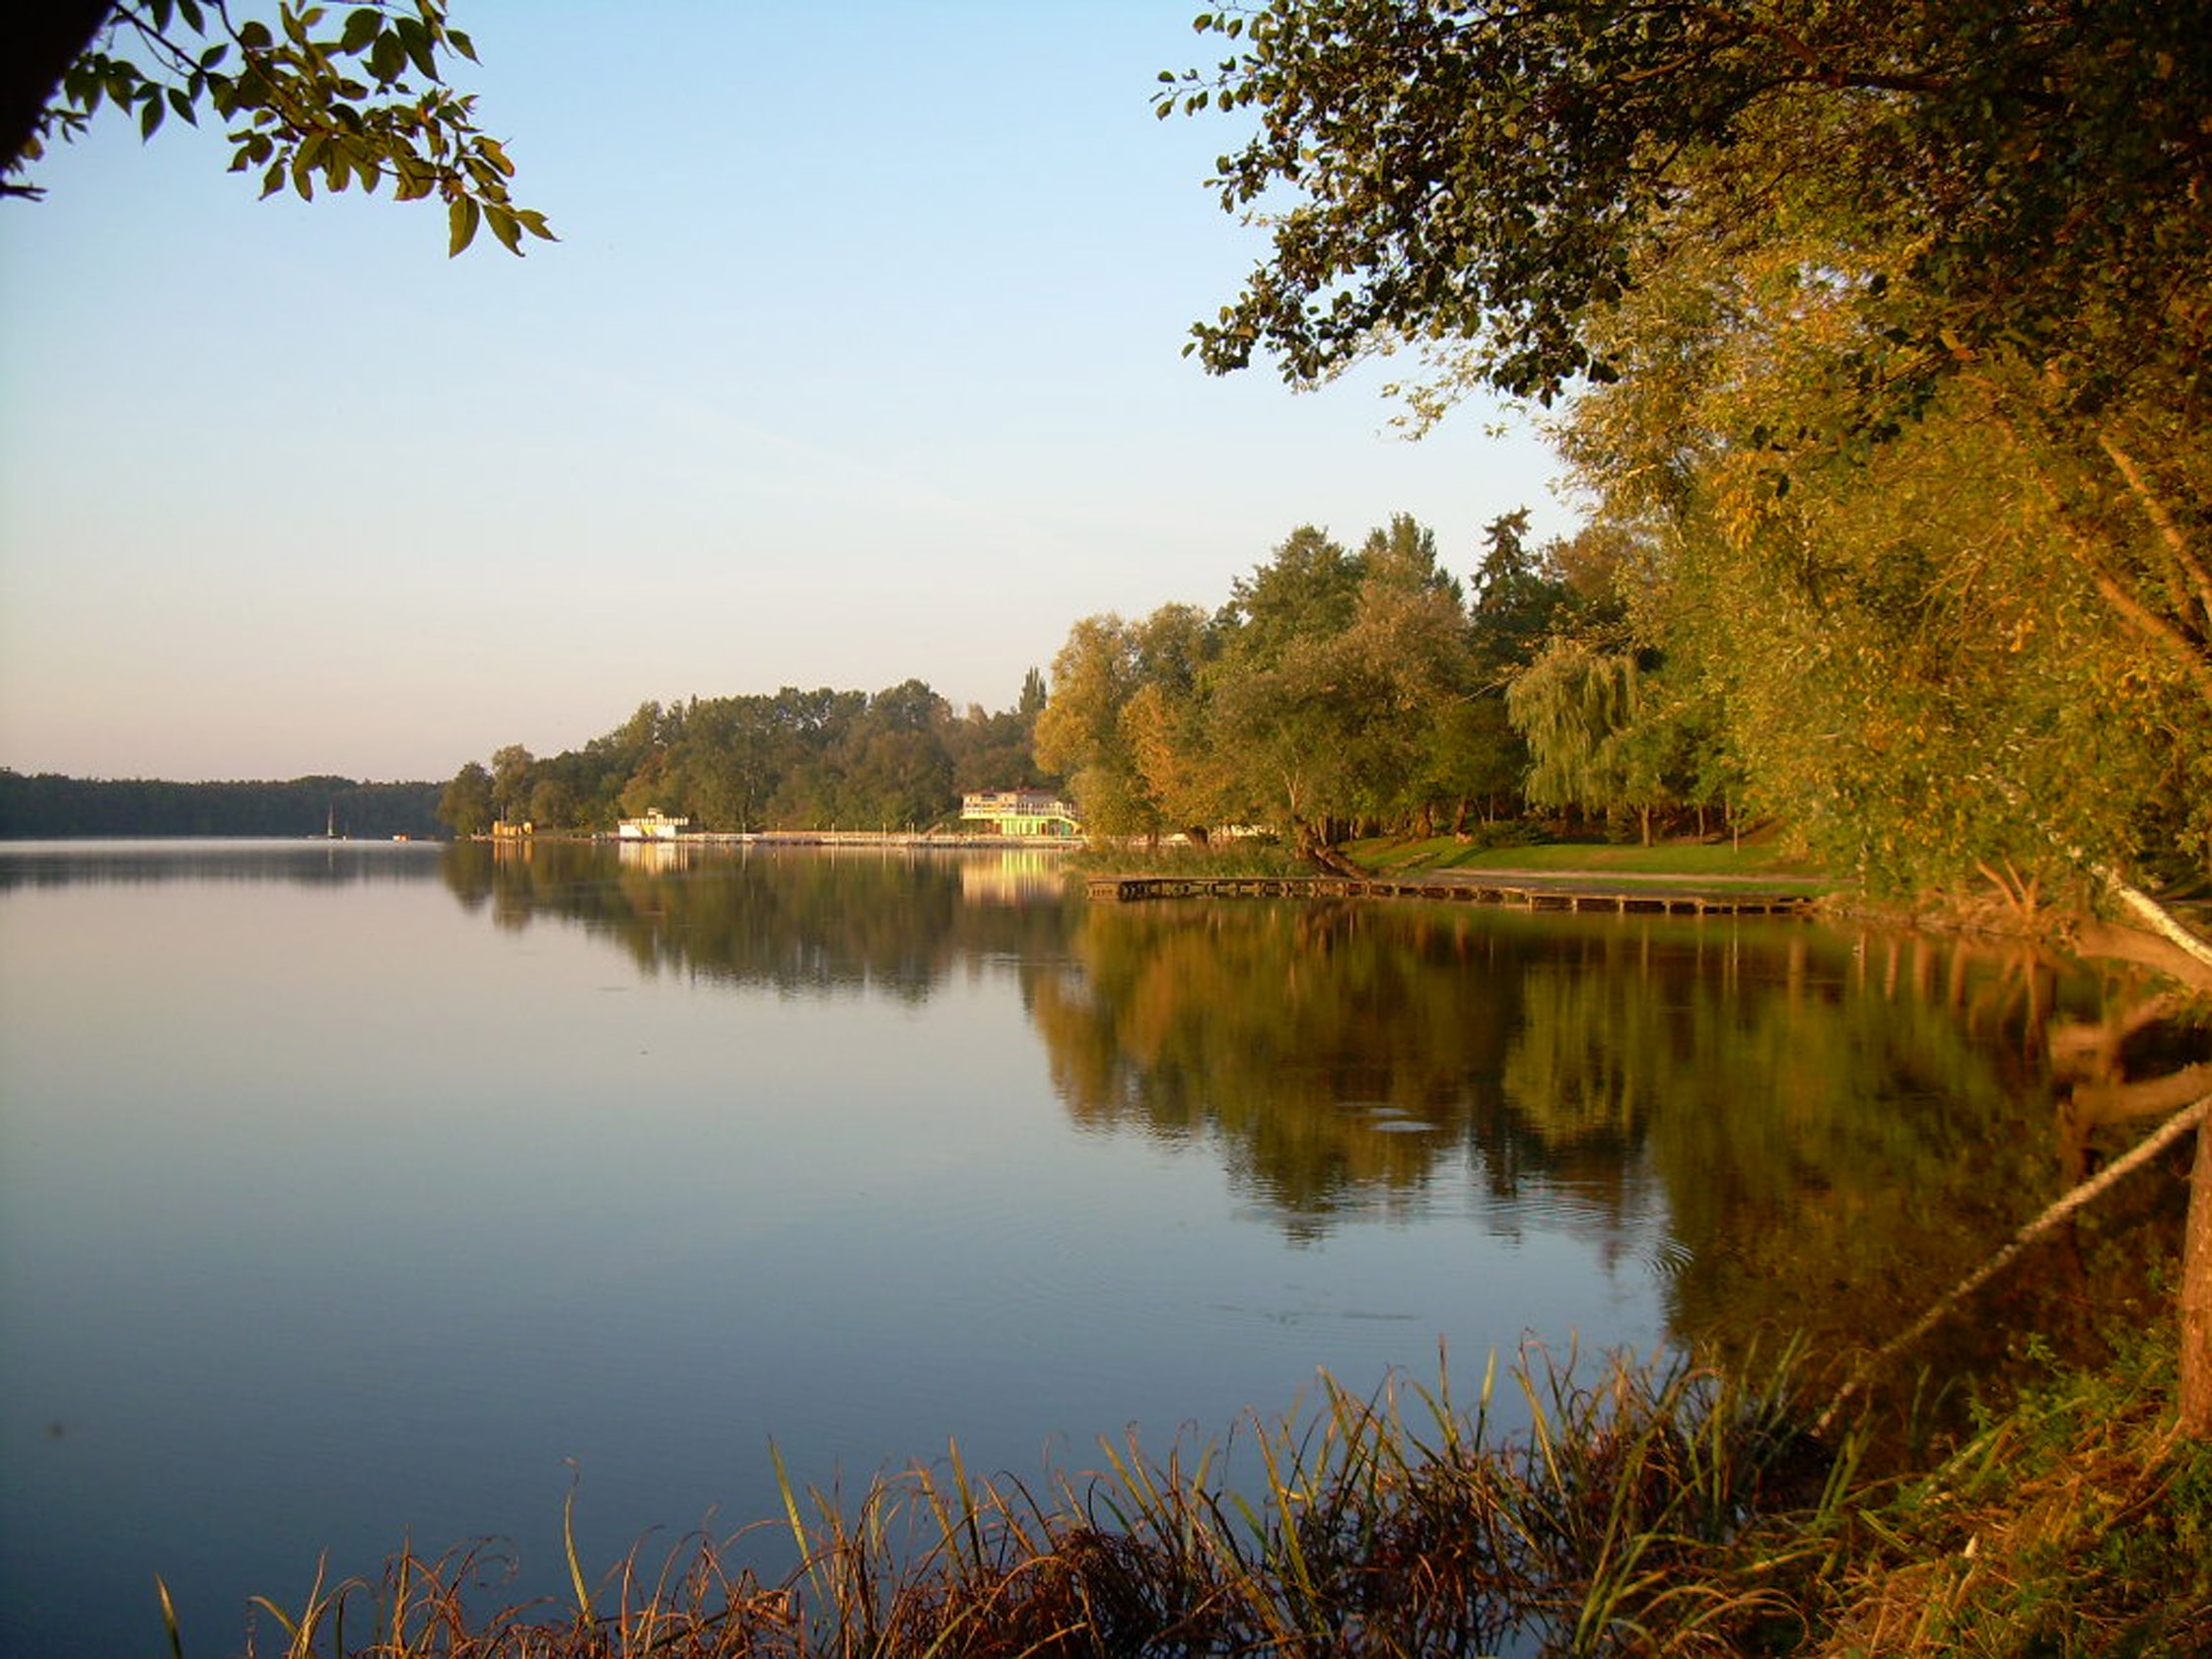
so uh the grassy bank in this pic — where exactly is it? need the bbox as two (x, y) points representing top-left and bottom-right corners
(1070, 833), (1828, 887)
(1066, 841), (1316, 879)
(1348, 833), (1831, 887)
(209, 1324), (2210, 1657)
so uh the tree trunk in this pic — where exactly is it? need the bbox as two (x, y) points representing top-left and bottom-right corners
(4, 1), (112, 177)
(2184, 1123), (2212, 1437)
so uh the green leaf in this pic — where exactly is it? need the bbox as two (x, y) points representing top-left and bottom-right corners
(260, 160), (286, 198)
(239, 20), (273, 49)
(484, 201), (522, 254)
(395, 17), (439, 81)
(340, 8), (380, 53)
(447, 196), (479, 256)
(139, 95), (166, 141)
(168, 87), (196, 124)
(368, 32), (405, 83)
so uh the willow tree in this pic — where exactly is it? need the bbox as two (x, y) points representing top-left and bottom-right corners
(1505, 637), (1684, 845)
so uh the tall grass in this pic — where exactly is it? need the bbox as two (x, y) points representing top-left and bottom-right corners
(209, 1344), (1864, 1658)
(1809, 1325), (2212, 1657)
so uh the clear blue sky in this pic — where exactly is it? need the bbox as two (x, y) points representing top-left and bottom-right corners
(0, 1), (1571, 784)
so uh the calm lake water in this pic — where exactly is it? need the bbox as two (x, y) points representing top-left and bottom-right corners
(0, 840), (2128, 1656)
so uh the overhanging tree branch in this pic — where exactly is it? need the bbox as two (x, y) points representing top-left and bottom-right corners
(2, 0), (113, 190)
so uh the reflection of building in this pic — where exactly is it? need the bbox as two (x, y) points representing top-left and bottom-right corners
(960, 791), (1081, 837)
(960, 852), (1071, 905)
(615, 808), (689, 841)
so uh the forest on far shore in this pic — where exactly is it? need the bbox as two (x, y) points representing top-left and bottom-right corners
(0, 770), (444, 840)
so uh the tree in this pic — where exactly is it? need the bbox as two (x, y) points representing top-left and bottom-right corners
(1469, 511), (1569, 670)
(1219, 522), (1362, 660)
(435, 758), (491, 835)
(1121, 606), (1237, 840)
(1016, 666), (1047, 722)
(1170, 1), (2212, 875)
(1200, 519), (1478, 851)
(6, 1), (550, 256)
(1170, 0), (2212, 1439)
(1165, 1), (2209, 414)
(487, 741), (533, 824)
(833, 680), (954, 828)
(1037, 613), (1179, 840)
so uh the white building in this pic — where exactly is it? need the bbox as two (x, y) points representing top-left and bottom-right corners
(959, 791), (1081, 836)
(615, 808), (690, 841)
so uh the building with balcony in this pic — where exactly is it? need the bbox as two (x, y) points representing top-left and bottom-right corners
(959, 790), (1081, 837)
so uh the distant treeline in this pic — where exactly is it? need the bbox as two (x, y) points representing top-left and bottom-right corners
(442, 673), (1054, 836)
(0, 770), (445, 840)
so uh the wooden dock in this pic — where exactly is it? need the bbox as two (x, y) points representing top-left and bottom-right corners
(1084, 872), (1814, 917)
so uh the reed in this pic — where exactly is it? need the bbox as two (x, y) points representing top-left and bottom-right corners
(210, 1341), (1871, 1658)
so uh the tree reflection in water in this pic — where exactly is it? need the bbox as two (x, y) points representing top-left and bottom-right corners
(1035, 895), (2188, 1431)
(439, 842), (2193, 1435)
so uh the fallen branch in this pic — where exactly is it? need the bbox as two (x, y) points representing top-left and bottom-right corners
(1817, 1091), (2212, 1437)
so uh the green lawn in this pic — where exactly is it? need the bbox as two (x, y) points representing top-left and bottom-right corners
(1350, 834), (1833, 887)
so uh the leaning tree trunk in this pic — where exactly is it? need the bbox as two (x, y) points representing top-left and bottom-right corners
(2067, 869), (2212, 1438)
(2185, 1124), (2212, 1437)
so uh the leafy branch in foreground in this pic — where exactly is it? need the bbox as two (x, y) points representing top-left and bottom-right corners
(6, 2), (551, 256)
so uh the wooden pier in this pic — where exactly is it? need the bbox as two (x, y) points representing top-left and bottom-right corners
(1084, 872), (1814, 917)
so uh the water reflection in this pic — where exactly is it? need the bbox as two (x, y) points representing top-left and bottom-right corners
(2, 839), (2196, 1659)
(416, 849), (2171, 1399)
(437, 839), (1076, 1001)
(0, 837), (442, 890)
(1022, 892), (2181, 1407)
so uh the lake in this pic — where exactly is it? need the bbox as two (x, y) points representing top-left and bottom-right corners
(0, 839), (2128, 1656)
